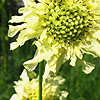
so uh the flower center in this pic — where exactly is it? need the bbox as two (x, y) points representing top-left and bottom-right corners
(45, 2), (93, 44)
(28, 84), (48, 100)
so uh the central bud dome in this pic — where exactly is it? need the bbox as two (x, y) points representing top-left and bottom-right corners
(45, 2), (92, 44)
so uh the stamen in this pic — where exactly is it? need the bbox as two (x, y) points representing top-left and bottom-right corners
(45, 2), (93, 43)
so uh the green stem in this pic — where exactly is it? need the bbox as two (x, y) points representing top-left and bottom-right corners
(39, 62), (43, 100)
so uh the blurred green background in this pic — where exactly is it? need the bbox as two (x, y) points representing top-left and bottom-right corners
(0, 0), (100, 100)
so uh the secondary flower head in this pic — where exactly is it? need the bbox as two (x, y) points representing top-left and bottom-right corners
(10, 69), (68, 100)
(8, 0), (100, 76)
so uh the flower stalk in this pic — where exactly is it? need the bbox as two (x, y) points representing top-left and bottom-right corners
(39, 61), (43, 100)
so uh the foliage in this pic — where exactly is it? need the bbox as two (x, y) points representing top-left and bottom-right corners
(0, 0), (100, 100)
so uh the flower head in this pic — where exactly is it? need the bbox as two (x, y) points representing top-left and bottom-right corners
(8, 0), (100, 76)
(10, 69), (68, 100)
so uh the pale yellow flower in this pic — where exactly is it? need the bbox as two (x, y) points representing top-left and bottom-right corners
(10, 69), (68, 100)
(8, 0), (100, 77)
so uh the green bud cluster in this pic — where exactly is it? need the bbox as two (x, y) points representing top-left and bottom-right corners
(45, 3), (92, 44)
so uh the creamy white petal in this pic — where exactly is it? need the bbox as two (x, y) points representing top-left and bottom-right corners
(20, 69), (29, 82)
(93, 30), (100, 42)
(35, 3), (47, 11)
(8, 24), (27, 37)
(9, 16), (24, 23)
(18, 7), (31, 14)
(70, 55), (77, 66)
(54, 76), (65, 85)
(43, 53), (65, 79)
(10, 94), (19, 100)
(25, 16), (39, 24)
(16, 29), (37, 46)
(43, 63), (50, 79)
(23, 0), (35, 7)
(23, 49), (53, 71)
(14, 85), (24, 97)
(23, 59), (38, 71)
(60, 91), (69, 100)
(83, 40), (100, 57)
(81, 60), (95, 74)
(55, 53), (66, 72)
(40, 29), (47, 42)
(75, 46), (83, 59)
(10, 42), (19, 50)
